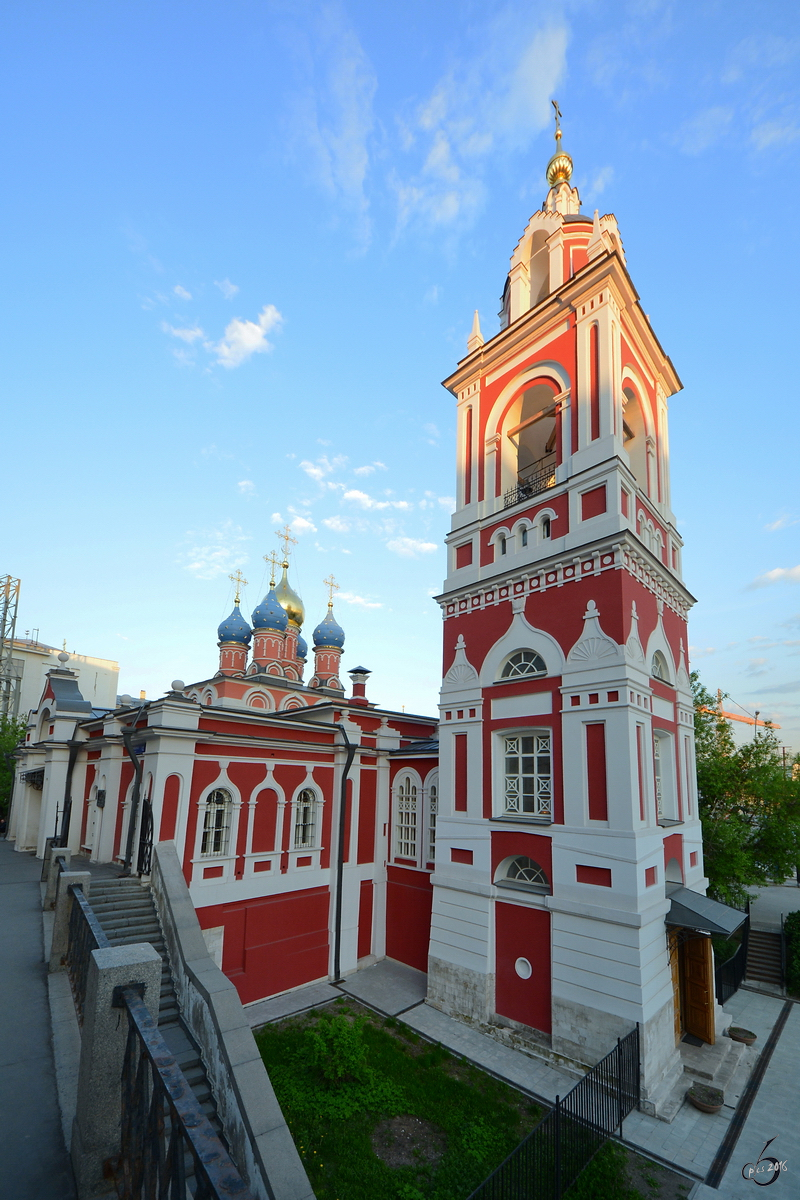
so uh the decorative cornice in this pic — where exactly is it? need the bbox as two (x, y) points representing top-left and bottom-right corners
(438, 535), (693, 622)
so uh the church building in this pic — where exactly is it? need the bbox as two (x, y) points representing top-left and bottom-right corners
(10, 118), (740, 1117)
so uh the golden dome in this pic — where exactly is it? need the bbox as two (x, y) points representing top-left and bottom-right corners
(546, 131), (573, 186)
(274, 564), (305, 626)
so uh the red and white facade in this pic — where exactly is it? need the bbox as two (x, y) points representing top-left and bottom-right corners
(426, 159), (708, 1111)
(10, 141), (713, 1113)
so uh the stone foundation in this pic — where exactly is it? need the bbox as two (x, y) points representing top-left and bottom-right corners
(426, 956), (493, 1023)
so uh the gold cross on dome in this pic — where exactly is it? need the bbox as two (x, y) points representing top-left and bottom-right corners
(228, 569), (248, 605)
(263, 551), (281, 588)
(276, 524), (298, 565)
(552, 99), (562, 142)
(323, 573), (339, 607)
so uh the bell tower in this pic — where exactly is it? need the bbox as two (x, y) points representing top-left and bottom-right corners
(427, 110), (710, 1115)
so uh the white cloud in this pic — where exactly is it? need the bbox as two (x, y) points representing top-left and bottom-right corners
(751, 122), (800, 151)
(173, 284), (192, 300)
(746, 657), (769, 677)
(386, 536), (438, 558)
(214, 278), (239, 300)
(180, 521), (250, 581)
(162, 322), (204, 343)
(344, 489), (411, 511)
(750, 566), (800, 588)
(338, 590), (382, 609)
(270, 511), (283, 523)
(238, 480), (256, 495)
(438, 495), (457, 512)
(300, 455), (347, 482)
(688, 645), (715, 658)
(353, 460), (387, 476)
(765, 515), (799, 531)
(323, 515), (350, 532)
(587, 166), (614, 197)
(291, 515), (317, 535)
(393, 23), (567, 231)
(676, 107), (733, 155)
(212, 304), (283, 368)
(289, 6), (376, 243)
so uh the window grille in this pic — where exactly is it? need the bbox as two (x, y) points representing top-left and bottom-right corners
(500, 855), (550, 892)
(653, 736), (663, 820)
(427, 779), (438, 862)
(294, 788), (317, 849)
(396, 777), (418, 859)
(503, 733), (552, 818)
(201, 788), (232, 856)
(501, 650), (547, 679)
(651, 651), (668, 681)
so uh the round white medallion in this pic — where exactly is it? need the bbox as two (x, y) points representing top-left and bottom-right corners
(514, 957), (532, 979)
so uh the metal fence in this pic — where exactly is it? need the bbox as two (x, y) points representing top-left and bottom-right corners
(66, 881), (111, 1023)
(466, 1025), (640, 1200)
(504, 454), (557, 509)
(714, 902), (750, 1007)
(110, 986), (255, 1200)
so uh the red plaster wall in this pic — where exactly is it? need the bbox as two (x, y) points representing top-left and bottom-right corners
(159, 774), (181, 842)
(357, 770), (377, 864)
(357, 879), (373, 959)
(385, 865), (433, 973)
(495, 901), (551, 1034)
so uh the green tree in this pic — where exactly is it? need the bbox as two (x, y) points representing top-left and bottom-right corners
(0, 714), (27, 818)
(693, 673), (800, 907)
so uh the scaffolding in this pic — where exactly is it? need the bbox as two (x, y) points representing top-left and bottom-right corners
(0, 576), (21, 720)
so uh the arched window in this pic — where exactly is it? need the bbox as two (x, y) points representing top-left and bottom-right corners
(201, 788), (233, 856)
(395, 776), (418, 859)
(520, 526), (528, 548)
(426, 776), (438, 863)
(501, 650), (547, 679)
(496, 855), (550, 893)
(499, 535), (507, 556)
(651, 651), (669, 682)
(294, 788), (318, 849)
(541, 516), (551, 540)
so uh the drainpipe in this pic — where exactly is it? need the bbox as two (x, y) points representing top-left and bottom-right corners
(56, 722), (82, 846)
(332, 722), (357, 984)
(120, 707), (146, 877)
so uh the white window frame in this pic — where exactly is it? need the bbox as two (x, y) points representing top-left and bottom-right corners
(425, 772), (438, 864)
(654, 731), (679, 823)
(495, 854), (550, 894)
(394, 774), (419, 861)
(200, 787), (234, 857)
(293, 787), (319, 850)
(497, 729), (552, 821)
(499, 650), (547, 680)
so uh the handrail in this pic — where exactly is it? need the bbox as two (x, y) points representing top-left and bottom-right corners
(111, 986), (256, 1200)
(66, 881), (110, 1023)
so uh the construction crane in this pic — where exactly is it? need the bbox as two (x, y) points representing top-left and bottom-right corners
(0, 576), (21, 720)
(698, 689), (780, 730)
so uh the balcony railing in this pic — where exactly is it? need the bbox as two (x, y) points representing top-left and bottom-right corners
(504, 454), (557, 509)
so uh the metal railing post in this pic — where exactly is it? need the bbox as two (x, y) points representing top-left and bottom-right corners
(554, 1096), (561, 1200)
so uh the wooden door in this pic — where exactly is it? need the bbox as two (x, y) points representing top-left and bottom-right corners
(668, 930), (682, 1045)
(682, 935), (715, 1045)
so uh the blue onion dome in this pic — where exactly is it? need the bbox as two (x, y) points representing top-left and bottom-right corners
(217, 605), (252, 645)
(313, 605), (345, 649)
(296, 633), (308, 660)
(251, 588), (289, 632)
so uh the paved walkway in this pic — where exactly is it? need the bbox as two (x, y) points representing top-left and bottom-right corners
(0, 840), (76, 1198)
(748, 882), (800, 932)
(251, 961), (800, 1198)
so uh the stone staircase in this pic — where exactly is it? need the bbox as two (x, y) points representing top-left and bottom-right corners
(746, 930), (783, 989)
(88, 877), (224, 1139)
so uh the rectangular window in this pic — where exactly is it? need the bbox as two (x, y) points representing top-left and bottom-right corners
(503, 733), (552, 819)
(653, 734), (663, 821)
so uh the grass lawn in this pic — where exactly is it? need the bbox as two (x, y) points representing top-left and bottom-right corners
(255, 998), (694, 1200)
(255, 998), (541, 1200)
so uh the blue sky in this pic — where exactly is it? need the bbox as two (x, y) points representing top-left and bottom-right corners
(2, 1), (799, 745)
